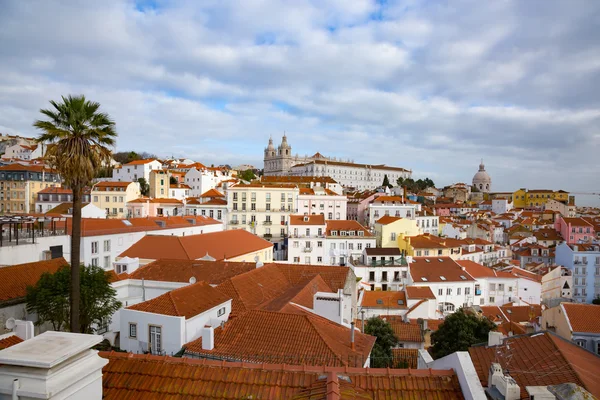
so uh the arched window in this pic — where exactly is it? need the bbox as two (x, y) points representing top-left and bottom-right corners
(479, 184), (483, 189)
(442, 302), (455, 312)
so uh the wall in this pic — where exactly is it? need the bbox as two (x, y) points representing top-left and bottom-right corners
(411, 281), (476, 314)
(228, 247), (273, 263)
(541, 305), (571, 339)
(120, 309), (185, 355)
(376, 219), (419, 248)
(184, 300), (232, 343)
(0, 235), (70, 265)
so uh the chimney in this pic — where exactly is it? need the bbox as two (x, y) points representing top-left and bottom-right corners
(487, 363), (520, 400)
(488, 331), (504, 347)
(350, 322), (355, 351)
(0, 331), (106, 400)
(202, 326), (215, 351)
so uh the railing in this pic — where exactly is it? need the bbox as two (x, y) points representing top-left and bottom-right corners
(302, 247), (313, 253)
(262, 221), (272, 225)
(263, 234), (273, 239)
(229, 220), (239, 225)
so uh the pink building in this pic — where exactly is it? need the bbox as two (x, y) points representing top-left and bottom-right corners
(432, 203), (452, 217)
(554, 216), (595, 244)
(347, 191), (379, 224)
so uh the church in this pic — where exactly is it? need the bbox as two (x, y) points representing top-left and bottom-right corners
(263, 134), (412, 191)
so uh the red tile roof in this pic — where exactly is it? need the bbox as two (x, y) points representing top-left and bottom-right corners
(100, 351), (463, 399)
(68, 216), (220, 237)
(127, 282), (230, 318)
(94, 181), (135, 189)
(124, 158), (158, 165)
(392, 348), (419, 368)
(562, 303), (600, 333)
(409, 257), (475, 283)
(0, 258), (68, 303)
(289, 214), (326, 226)
(405, 286), (436, 299)
(185, 308), (376, 367)
(456, 260), (515, 279)
(119, 230), (272, 261)
(390, 321), (424, 343)
(216, 263), (349, 316)
(37, 186), (73, 194)
(199, 188), (224, 198)
(361, 291), (407, 309)
(0, 334), (23, 350)
(469, 332), (600, 399)
(128, 259), (256, 285)
(326, 220), (372, 236)
(375, 215), (402, 225)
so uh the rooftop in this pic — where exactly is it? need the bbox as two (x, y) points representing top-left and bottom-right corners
(127, 259), (256, 285)
(562, 303), (600, 333)
(405, 286), (436, 299)
(184, 308), (376, 368)
(326, 220), (372, 237)
(469, 331), (600, 399)
(289, 214), (326, 226)
(0, 258), (67, 303)
(67, 216), (220, 237)
(118, 229), (271, 261)
(127, 281), (230, 318)
(100, 351), (463, 399)
(375, 215), (402, 225)
(409, 257), (475, 283)
(361, 291), (407, 309)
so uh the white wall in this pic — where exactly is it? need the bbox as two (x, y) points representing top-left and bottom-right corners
(411, 281), (476, 315)
(120, 309), (184, 355)
(0, 235), (70, 265)
(184, 300), (231, 343)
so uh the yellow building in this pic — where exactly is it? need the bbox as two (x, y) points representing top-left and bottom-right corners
(149, 169), (170, 198)
(512, 188), (569, 209)
(0, 164), (60, 214)
(374, 215), (419, 248)
(398, 234), (462, 259)
(92, 181), (141, 218)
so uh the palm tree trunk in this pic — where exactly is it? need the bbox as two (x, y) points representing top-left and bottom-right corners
(70, 188), (82, 332)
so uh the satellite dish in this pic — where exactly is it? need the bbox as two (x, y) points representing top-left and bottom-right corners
(5, 318), (15, 330)
(189, 276), (197, 284)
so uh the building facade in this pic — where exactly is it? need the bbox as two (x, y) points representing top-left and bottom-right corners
(555, 242), (600, 303)
(92, 181), (141, 218)
(0, 164), (60, 214)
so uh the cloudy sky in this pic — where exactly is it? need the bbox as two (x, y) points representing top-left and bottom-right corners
(1, 0), (599, 202)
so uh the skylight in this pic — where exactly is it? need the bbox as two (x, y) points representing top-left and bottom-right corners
(421, 277), (428, 281)
(376, 299), (383, 305)
(460, 275), (467, 280)
(440, 276), (446, 281)
(122, 220), (132, 226)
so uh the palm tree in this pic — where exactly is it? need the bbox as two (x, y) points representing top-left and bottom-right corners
(34, 95), (117, 332)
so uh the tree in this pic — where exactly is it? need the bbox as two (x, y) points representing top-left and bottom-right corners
(592, 296), (600, 305)
(169, 176), (178, 185)
(137, 177), (150, 197)
(34, 95), (117, 332)
(382, 174), (391, 188)
(239, 169), (256, 182)
(26, 265), (122, 333)
(364, 317), (398, 368)
(430, 308), (496, 359)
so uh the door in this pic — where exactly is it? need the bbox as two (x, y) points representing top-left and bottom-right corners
(149, 326), (162, 354)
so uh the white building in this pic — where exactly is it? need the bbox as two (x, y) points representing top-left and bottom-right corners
(457, 260), (522, 306)
(120, 282), (232, 355)
(2, 143), (43, 160)
(185, 165), (235, 197)
(351, 248), (408, 291)
(185, 189), (227, 223)
(297, 187), (347, 220)
(288, 216), (375, 266)
(541, 266), (573, 303)
(112, 158), (163, 182)
(492, 199), (513, 215)
(416, 210), (439, 236)
(366, 196), (419, 228)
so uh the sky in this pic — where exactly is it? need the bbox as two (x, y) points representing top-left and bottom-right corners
(0, 0), (599, 204)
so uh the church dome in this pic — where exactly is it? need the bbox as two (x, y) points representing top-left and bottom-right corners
(472, 160), (491, 192)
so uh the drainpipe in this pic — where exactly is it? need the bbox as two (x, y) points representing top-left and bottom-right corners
(350, 321), (355, 351)
(12, 379), (19, 400)
(142, 278), (146, 301)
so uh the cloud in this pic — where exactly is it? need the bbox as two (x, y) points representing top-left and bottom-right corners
(0, 0), (599, 205)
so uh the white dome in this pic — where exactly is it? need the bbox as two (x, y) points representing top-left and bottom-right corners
(472, 161), (491, 192)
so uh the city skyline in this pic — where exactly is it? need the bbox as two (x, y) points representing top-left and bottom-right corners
(0, 0), (598, 201)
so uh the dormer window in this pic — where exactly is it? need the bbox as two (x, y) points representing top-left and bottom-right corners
(303, 216), (309, 222)
(349, 231), (355, 236)
(358, 231), (364, 236)
(341, 231), (347, 236)
(331, 231), (337, 236)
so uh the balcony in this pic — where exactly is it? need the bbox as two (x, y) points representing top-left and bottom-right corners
(262, 221), (272, 225)
(229, 220), (239, 225)
(263, 234), (273, 239)
(302, 247), (313, 253)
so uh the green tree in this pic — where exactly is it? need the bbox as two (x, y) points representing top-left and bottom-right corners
(592, 296), (600, 305)
(364, 317), (399, 368)
(137, 177), (150, 197)
(169, 176), (178, 185)
(239, 169), (256, 182)
(382, 174), (391, 188)
(26, 265), (122, 333)
(34, 95), (117, 332)
(430, 308), (496, 359)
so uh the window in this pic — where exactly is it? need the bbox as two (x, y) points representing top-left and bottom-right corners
(129, 323), (137, 338)
(93, 196), (98, 202)
(103, 240), (111, 252)
(149, 326), (162, 354)
(498, 284), (504, 291)
(217, 307), (226, 317)
(91, 258), (99, 267)
(457, 288), (461, 295)
(391, 232), (396, 241)
(446, 288), (452, 295)
(369, 271), (375, 281)
(293, 257), (300, 263)
(105, 196), (109, 202)
(103, 256), (110, 269)
(305, 256), (310, 264)
(357, 243), (363, 250)
(317, 241), (323, 248)
(489, 283), (496, 291)
(293, 241), (299, 248)
(438, 288), (443, 296)
(317, 256), (322, 263)
(576, 340), (586, 348)
(489, 297), (495, 303)
(91, 241), (99, 254)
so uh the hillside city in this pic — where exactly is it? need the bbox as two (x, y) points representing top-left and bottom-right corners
(0, 129), (599, 399)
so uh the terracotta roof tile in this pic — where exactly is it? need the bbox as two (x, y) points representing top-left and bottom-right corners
(127, 282), (230, 318)
(0, 258), (68, 303)
(456, 260), (515, 279)
(67, 216), (220, 237)
(375, 215), (402, 225)
(124, 158), (158, 165)
(409, 257), (475, 283)
(93, 181), (135, 189)
(119, 230), (271, 261)
(326, 220), (372, 236)
(469, 332), (600, 399)
(185, 308), (376, 367)
(361, 291), (407, 309)
(128, 259), (256, 285)
(0, 335), (23, 350)
(392, 348), (419, 368)
(405, 286), (436, 299)
(100, 351), (463, 399)
(199, 188), (224, 198)
(562, 303), (600, 333)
